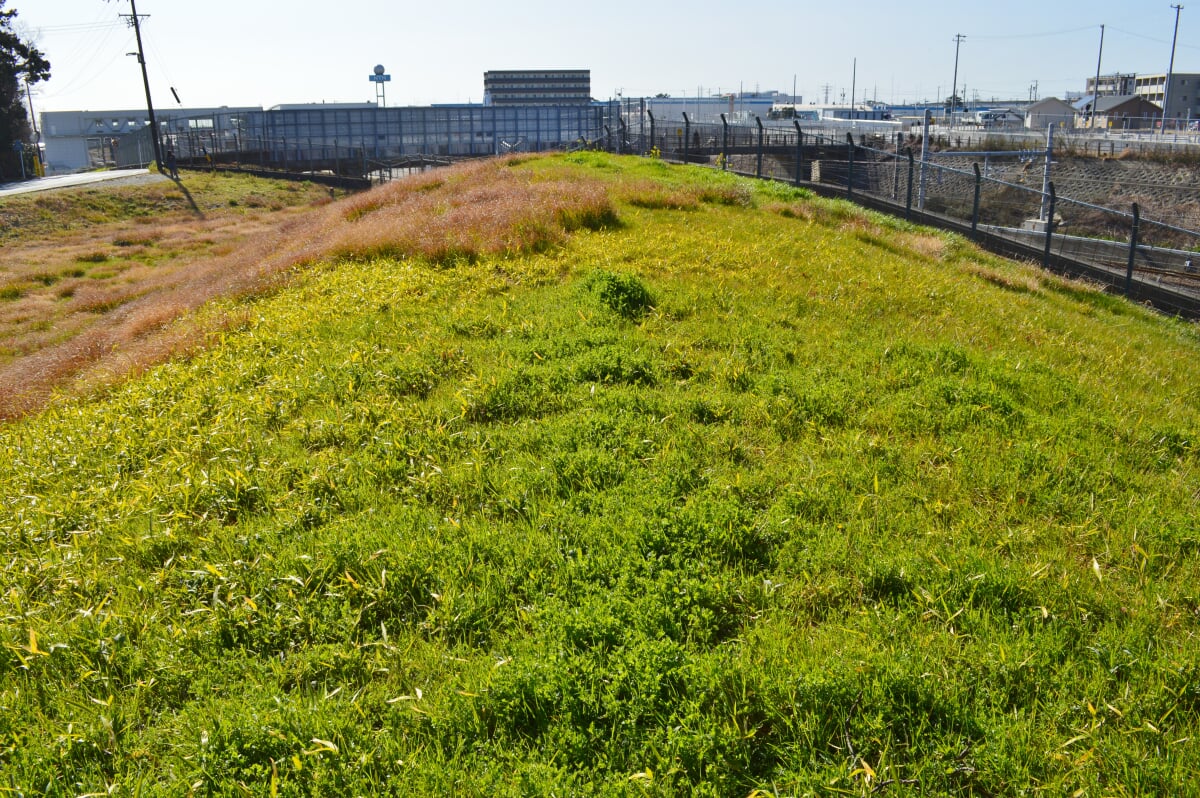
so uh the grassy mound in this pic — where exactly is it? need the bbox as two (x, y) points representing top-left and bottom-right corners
(1, 152), (1199, 795)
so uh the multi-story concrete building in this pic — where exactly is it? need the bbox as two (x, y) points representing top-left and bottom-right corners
(1133, 72), (1200, 126)
(483, 70), (591, 106)
(1085, 73), (1137, 97)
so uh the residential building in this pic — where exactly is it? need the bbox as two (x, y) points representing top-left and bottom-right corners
(1025, 97), (1076, 130)
(1085, 73), (1137, 97)
(1073, 95), (1162, 129)
(1133, 73), (1200, 126)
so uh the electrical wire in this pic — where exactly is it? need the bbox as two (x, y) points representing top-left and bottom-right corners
(968, 25), (1099, 41)
(1109, 26), (1200, 52)
(37, 25), (135, 102)
(144, 30), (181, 106)
(33, 21), (126, 35)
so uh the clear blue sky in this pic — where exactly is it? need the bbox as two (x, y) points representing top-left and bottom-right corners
(15, 0), (1199, 114)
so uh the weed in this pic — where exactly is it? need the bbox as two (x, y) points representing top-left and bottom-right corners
(0, 152), (1198, 795)
(588, 270), (655, 319)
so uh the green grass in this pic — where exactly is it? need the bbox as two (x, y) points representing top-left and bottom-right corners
(1, 152), (1199, 796)
(0, 171), (338, 242)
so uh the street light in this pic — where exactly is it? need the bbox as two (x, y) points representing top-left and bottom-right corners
(950, 34), (965, 127)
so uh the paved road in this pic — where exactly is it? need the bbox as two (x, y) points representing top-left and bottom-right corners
(0, 168), (170, 198)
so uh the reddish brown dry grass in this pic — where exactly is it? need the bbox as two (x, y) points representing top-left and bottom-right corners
(0, 156), (617, 420)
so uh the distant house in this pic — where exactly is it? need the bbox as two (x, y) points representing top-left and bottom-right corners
(1073, 95), (1162, 130)
(974, 108), (1024, 127)
(1025, 98), (1076, 130)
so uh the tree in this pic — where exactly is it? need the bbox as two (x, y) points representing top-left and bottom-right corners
(1, 1), (50, 179)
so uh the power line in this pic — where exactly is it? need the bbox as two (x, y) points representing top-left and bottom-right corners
(36, 24), (133, 100)
(968, 25), (1097, 41)
(34, 21), (126, 35)
(1093, 25), (1200, 51)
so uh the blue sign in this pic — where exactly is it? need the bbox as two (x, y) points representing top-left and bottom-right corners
(369, 74), (392, 83)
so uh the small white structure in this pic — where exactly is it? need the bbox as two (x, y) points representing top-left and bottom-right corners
(973, 108), (1024, 127)
(1025, 98), (1076, 131)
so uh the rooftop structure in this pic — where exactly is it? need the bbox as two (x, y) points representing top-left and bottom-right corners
(483, 70), (591, 107)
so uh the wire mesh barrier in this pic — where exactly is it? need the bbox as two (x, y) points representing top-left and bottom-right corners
(101, 102), (1200, 316)
(620, 117), (1200, 318)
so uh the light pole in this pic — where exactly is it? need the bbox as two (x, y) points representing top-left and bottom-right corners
(1092, 24), (1105, 130)
(950, 34), (965, 127)
(1162, 5), (1183, 134)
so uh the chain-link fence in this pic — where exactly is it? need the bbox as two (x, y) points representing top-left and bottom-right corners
(623, 117), (1200, 317)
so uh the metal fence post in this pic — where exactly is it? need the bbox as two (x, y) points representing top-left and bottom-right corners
(891, 133), (901, 200)
(971, 162), (982, 238)
(1042, 183), (1056, 271)
(918, 110), (931, 210)
(682, 113), (690, 164)
(1125, 203), (1140, 296)
(794, 121), (803, 186)
(846, 132), (855, 199)
(905, 147), (915, 221)
(1039, 124), (1055, 222)
(721, 113), (729, 170)
(647, 111), (655, 156)
(755, 116), (764, 178)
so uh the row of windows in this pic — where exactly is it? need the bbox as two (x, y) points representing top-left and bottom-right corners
(485, 79), (590, 87)
(484, 72), (588, 80)
(480, 84), (588, 92)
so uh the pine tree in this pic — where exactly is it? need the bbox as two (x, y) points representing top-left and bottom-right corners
(1, 1), (50, 180)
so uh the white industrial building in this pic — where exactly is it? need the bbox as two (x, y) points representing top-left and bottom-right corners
(40, 106), (261, 175)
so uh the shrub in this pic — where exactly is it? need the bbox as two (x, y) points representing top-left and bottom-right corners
(588, 270), (655, 319)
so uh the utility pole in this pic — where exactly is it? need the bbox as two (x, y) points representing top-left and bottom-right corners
(1091, 24), (1105, 129)
(1162, 5), (1184, 134)
(24, 79), (41, 175)
(950, 33), (965, 127)
(120, 0), (163, 170)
